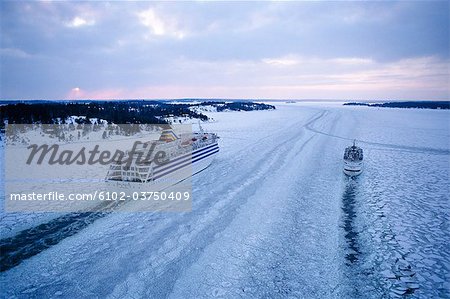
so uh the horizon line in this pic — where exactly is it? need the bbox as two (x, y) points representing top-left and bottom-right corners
(1, 98), (449, 103)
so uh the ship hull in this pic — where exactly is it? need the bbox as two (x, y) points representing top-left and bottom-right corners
(107, 142), (219, 192)
(343, 160), (363, 177)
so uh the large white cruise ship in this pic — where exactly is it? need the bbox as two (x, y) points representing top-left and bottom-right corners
(105, 127), (219, 189)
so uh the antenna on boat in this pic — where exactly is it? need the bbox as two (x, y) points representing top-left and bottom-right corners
(198, 120), (204, 134)
(353, 139), (356, 147)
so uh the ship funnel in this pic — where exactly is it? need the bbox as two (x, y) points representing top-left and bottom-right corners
(159, 128), (179, 142)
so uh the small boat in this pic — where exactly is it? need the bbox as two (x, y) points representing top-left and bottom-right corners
(343, 140), (363, 176)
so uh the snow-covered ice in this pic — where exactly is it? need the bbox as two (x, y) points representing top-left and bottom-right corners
(0, 102), (449, 298)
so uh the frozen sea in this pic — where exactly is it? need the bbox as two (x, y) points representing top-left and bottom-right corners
(0, 102), (449, 298)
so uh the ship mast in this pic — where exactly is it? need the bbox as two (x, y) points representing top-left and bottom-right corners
(198, 120), (204, 134)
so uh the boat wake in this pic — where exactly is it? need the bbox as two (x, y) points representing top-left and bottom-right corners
(341, 178), (360, 265)
(305, 111), (449, 156)
(0, 211), (108, 272)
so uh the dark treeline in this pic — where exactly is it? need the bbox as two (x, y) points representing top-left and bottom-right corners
(0, 101), (275, 128)
(0, 102), (204, 127)
(200, 101), (275, 112)
(344, 101), (450, 110)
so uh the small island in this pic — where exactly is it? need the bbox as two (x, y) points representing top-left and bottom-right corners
(343, 101), (449, 110)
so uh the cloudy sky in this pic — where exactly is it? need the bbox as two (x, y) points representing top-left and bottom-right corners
(0, 1), (448, 100)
